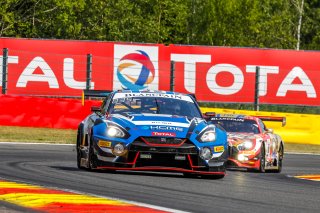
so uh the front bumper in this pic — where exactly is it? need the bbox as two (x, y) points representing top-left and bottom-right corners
(93, 138), (227, 175)
(227, 146), (261, 169)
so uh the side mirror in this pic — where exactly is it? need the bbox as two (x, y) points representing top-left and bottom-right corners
(203, 112), (216, 121)
(204, 112), (216, 117)
(266, 128), (274, 133)
(91, 106), (101, 112)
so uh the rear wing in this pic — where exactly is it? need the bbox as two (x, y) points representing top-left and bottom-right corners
(82, 89), (113, 105)
(203, 112), (286, 127)
(256, 116), (286, 127)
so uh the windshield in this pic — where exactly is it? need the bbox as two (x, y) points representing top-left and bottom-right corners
(108, 94), (202, 118)
(210, 119), (260, 134)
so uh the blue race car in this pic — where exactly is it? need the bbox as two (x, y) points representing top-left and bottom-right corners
(76, 90), (228, 178)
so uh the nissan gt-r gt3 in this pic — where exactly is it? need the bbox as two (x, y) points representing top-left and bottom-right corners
(76, 90), (228, 178)
(207, 113), (285, 173)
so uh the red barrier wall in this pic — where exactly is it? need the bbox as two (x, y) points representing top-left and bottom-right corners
(0, 95), (99, 129)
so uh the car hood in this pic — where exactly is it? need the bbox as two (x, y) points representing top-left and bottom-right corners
(107, 113), (205, 138)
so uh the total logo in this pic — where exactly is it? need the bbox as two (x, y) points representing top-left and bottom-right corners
(152, 132), (176, 137)
(113, 45), (159, 91)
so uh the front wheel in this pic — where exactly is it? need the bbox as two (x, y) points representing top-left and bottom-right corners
(77, 148), (82, 169)
(87, 137), (97, 170)
(270, 144), (283, 173)
(259, 144), (266, 173)
(76, 127), (83, 169)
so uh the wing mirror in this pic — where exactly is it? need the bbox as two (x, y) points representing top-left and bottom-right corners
(203, 112), (216, 121)
(204, 112), (216, 117)
(266, 128), (274, 133)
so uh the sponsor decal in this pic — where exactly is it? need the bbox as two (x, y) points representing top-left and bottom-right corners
(98, 140), (112, 148)
(112, 92), (193, 102)
(150, 121), (172, 125)
(125, 93), (182, 99)
(214, 146), (224, 152)
(211, 117), (245, 122)
(150, 125), (184, 132)
(140, 153), (152, 159)
(113, 45), (159, 91)
(132, 120), (190, 128)
(175, 155), (186, 160)
(152, 132), (176, 137)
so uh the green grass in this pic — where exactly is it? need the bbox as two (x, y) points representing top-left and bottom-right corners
(0, 126), (76, 144)
(0, 125), (320, 154)
(283, 143), (320, 154)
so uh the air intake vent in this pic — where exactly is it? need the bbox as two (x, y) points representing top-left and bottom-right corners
(142, 137), (185, 145)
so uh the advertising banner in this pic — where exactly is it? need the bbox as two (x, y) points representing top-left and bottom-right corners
(1, 38), (320, 106)
(169, 45), (320, 106)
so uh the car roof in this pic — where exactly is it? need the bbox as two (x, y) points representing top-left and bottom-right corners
(113, 89), (186, 96)
(111, 90), (196, 101)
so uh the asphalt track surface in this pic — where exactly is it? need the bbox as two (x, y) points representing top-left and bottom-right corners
(1, 143), (320, 213)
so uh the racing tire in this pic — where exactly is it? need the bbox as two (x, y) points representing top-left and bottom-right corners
(275, 158), (283, 173)
(87, 136), (98, 170)
(77, 148), (82, 169)
(270, 144), (283, 173)
(277, 144), (284, 173)
(76, 127), (84, 169)
(259, 144), (266, 173)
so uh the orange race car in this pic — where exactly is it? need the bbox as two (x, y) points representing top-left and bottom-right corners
(207, 113), (285, 173)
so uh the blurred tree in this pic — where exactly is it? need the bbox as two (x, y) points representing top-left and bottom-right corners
(0, 0), (319, 50)
(0, 0), (16, 37)
(187, 0), (299, 49)
(300, 0), (320, 50)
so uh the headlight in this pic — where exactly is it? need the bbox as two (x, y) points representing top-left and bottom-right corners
(238, 140), (253, 150)
(200, 130), (216, 142)
(237, 154), (248, 161)
(107, 126), (125, 138)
